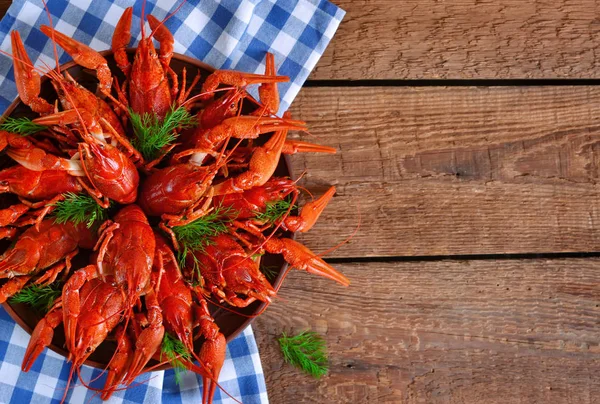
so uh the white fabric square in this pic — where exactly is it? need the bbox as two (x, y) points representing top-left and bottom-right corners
(293, 0), (318, 24)
(89, 36), (110, 52)
(33, 372), (59, 398)
(271, 30), (295, 57)
(184, 8), (210, 35)
(15, 2), (43, 24)
(213, 30), (239, 58)
(304, 49), (321, 72)
(74, 0), (93, 13)
(0, 362), (20, 386)
(9, 323), (29, 348)
(104, 3), (126, 28)
(53, 20), (78, 38)
(245, 14), (264, 37)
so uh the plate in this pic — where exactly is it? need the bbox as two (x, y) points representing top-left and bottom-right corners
(0, 49), (292, 371)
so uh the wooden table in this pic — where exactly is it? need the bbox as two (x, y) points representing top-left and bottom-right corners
(253, 1), (600, 403)
(2, 1), (600, 402)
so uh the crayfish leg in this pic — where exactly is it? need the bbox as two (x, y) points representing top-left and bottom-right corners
(101, 324), (133, 400)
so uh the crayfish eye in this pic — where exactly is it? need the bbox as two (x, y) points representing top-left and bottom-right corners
(85, 347), (92, 353)
(229, 103), (236, 110)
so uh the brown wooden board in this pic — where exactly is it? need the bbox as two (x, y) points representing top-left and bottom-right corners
(287, 86), (600, 258)
(312, 0), (600, 80)
(254, 259), (600, 403)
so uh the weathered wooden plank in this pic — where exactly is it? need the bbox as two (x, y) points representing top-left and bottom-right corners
(288, 86), (600, 257)
(253, 259), (600, 403)
(313, 0), (600, 80)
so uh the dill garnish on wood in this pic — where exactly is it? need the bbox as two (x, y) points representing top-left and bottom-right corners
(130, 105), (197, 161)
(278, 330), (329, 378)
(52, 192), (110, 228)
(10, 283), (61, 313)
(0, 117), (48, 136)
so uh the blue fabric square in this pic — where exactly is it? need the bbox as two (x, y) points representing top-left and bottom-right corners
(228, 335), (251, 359)
(299, 24), (323, 49)
(188, 34), (212, 60)
(212, 4), (234, 30)
(47, 0), (69, 18)
(10, 386), (32, 402)
(24, 28), (47, 53)
(238, 374), (260, 396)
(78, 13), (102, 38)
(319, 0), (339, 17)
(278, 57), (303, 79)
(166, 15), (184, 33)
(0, 340), (8, 363)
(246, 37), (270, 62)
(265, 4), (291, 30)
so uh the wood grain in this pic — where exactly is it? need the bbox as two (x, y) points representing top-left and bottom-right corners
(312, 0), (600, 80)
(253, 259), (600, 403)
(287, 86), (600, 257)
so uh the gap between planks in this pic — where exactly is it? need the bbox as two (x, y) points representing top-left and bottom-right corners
(305, 78), (600, 87)
(325, 251), (600, 265)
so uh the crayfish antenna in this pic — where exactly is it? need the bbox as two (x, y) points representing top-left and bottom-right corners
(41, 0), (61, 74)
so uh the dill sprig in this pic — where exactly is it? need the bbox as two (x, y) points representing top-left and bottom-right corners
(51, 192), (110, 228)
(130, 106), (197, 161)
(0, 117), (48, 136)
(10, 283), (61, 313)
(176, 243), (209, 287)
(170, 206), (234, 254)
(278, 331), (328, 379)
(160, 333), (192, 384)
(254, 198), (296, 225)
(259, 265), (278, 281)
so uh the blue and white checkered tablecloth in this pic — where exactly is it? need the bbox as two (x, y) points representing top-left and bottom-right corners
(0, 0), (345, 403)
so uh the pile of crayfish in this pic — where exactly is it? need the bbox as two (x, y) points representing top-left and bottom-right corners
(0, 3), (349, 403)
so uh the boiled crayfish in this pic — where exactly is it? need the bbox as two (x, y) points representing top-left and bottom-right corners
(0, 1), (348, 403)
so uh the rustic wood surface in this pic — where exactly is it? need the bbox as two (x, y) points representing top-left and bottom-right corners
(1, 0), (599, 403)
(313, 0), (600, 80)
(254, 259), (600, 403)
(287, 86), (600, 257)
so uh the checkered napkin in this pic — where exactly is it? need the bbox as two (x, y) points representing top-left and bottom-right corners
(0, 0), (345, 403)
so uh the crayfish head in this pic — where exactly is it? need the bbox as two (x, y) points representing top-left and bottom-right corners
(199, 89), (244, 129)
(113, 204), (150, 225)
(81, 142), (139, 204)
(255, 177), (297, 203)
(161, 297), (194, 348)
(221, 255), (275, 304)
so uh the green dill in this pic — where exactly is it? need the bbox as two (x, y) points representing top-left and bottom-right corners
(176, 243), (209, 287)
(254, 198), (296, 225)
(51, 192), (110, 228)
(10, 283), (61, 313)
(259, 265), (278, 281)
(160, 333), (192, 384)
(278, 331), (328, 379)
(130, 105), (197, 161)
(170, 206), (233, 254)
(0, 117), (48, 136)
